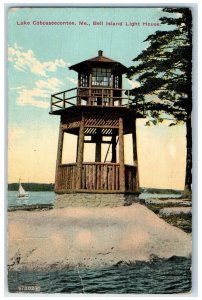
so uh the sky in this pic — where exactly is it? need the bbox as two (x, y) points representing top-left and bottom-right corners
(7, 7), (187, 189)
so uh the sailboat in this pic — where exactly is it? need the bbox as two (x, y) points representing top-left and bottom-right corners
(16, 179), (29, 199)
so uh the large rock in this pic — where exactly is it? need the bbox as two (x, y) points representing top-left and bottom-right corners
(8, 204), (191, 271)
(159, 207), (192, 217)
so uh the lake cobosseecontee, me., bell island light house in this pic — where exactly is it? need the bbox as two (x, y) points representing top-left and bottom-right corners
(50, 50), (144, 207)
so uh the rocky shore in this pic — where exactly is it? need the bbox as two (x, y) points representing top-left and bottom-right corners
(142, 198), (192, 233)
(8, 203), (191, 272)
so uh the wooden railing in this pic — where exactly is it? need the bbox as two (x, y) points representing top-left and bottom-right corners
(55, 163), (137, 192)
(125, 165), (137, 191)
(50, 87), (133, 112)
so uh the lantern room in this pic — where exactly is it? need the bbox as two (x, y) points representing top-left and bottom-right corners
(68, 50), (127, 107)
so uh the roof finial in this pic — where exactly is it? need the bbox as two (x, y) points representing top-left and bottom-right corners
(98, 50), (103, 56)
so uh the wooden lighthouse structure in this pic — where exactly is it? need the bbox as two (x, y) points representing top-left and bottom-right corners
(50, 50), (143, 205)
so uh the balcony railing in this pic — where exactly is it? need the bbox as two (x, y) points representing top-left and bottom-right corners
(55, 163), (137, 192)
(50, 87), (134, 113)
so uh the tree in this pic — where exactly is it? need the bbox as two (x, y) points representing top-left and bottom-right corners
(127, 8), (192, 197)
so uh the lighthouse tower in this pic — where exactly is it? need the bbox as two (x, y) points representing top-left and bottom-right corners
(50, 51), (143, 207)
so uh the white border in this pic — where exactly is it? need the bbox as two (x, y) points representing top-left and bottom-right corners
(1, 1), (201, 299)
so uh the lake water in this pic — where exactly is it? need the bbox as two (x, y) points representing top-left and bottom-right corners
(139, 192), (182, 200)
(7, 191), (181, 209)
(7, 191), (55, 209)
(8, 257), (191, 294)
(7, 191), (190, 294)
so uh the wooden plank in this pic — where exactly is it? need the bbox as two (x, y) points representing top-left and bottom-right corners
(97, 164), (101, 190)
(76, 116), (85, 189)
(69, 166), (71, 190)
(71, 165), (74, 189)
(111, 134), (117, 163)
(65, 166), (68, 190)
(73, 165), (76, 190)
(104, 165), (108, 190)
(93, 164), (96, 190)
(55, 122), (64, 190)
(52, 103), (63, 108)
(116, 165), (119, 190)
(88, 165), (92, 190)
(119, 117), (125, 191)
(81, 165), (85, 189)
(100, 164), (103, 190)
(86, 165), (89, 189)
(108, 166), (112, 190)
(84, 140), (111, 144)
(90, 164), (94, 190)
(69, 166), (71, 189)
(52, 95), (63, 101)
(52, 87), (77, 96)
(85, 125), (118, 129)
(132, 129), (139, 192)
(91, 165), (94, 190)
(112, 164), (115, 190)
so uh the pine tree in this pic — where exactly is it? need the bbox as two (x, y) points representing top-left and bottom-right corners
(127, 8), (192, 197)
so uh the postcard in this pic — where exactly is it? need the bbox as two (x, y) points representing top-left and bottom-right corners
(7, 6), (192, 294)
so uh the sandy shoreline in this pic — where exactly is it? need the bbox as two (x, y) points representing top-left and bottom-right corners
(8, 204), (191, 271)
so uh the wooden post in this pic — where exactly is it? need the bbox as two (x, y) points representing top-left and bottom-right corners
(95, 129), (102, 162)
(89, 73), (92, 105)
(119, 117), (125, 191)
(55, 120), (64, 190)
(132, 121), (139, 192)
(76, 115), (85, 189)
(111, 132), (116, 163)
(110, 75), (114, 106)
(63, 91), (65, 109)
(76, 135), (79, 162)
(95, 142), (101, 162)
(76, 88), (79, 105)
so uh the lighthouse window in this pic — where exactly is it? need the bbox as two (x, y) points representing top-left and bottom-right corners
(114, 75), (121, 88)
(92, 68), (111, 86)
(80, 73), (89, 87)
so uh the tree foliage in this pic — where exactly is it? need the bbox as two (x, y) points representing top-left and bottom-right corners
(8, 183), (55, 191)
(127, 8), (192, 194)
(127, 8), (192, 122)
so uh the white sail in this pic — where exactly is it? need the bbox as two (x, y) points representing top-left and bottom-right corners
(17, 180), (29, 198)
(19, 183), (27, 195)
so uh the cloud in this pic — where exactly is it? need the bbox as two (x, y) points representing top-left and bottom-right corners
(16, 78), (63, 108)
(8, 44), (67, 108)
(8, 44), (67, 77)
(67, 76), (78, 85)
(17, 88), (50, 108)
(10, 86), (26, 90)
(35, 78), (63, 91)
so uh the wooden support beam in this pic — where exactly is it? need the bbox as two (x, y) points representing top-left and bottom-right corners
(110, 74), (114, 106)
(76, 135), (79, 162)
(95, 143), (101, 162)
(132, 121), (139, 192)
(84, 140), (112, 144)
(111, 133), (117, 163)
(55, 121), (64, 190)
(95, 129), (102, 162)
(119, 117), (125, 191)
(85, 125), (118, 129)
(76, 115), (85, 189)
